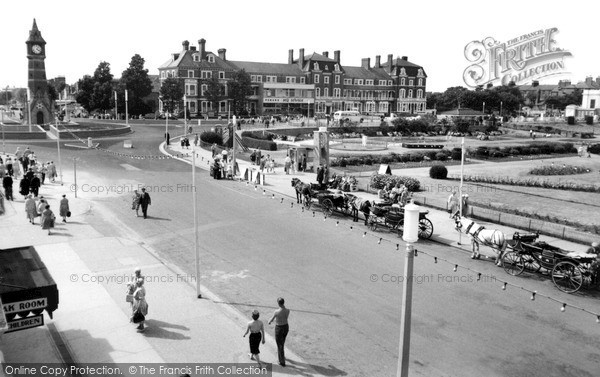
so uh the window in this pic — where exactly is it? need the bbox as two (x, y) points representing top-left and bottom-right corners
(354, 79), (363, 85)
(201, 84), (207, 96)
(316, 87), (321, 97)
(591, 99), (596, 108)
(314, 62), (319, 70)
(300, 77), (305, 84)
(409, 80), (413, 86)
(388, 80), (393, 86)
(314, 74), (319, 84)
(266, 76), (277, 83)
(343, 89), (348, 97)
(220, 101), (227, 113)
(400, 89), (405, 98)
(335, 75), (340, 84)
(187, 70), (194, 78)
(160, 71), (166, 79)
(417, 89), (423, 99)
(408, 89), (413, 98)
(344, 78), (352, 85)
(219, 71), (225, 79)
(401, 78), (405, 85)
(366, 80), (374, 86)
(324, 88), (329, 97)
(251, 75), (263, 83)
(201, 71), (212, 79)
(334, 64), (340, 71)
(208, 55), (215, 63)
(324, 76), (329, 84)
(334, 88), (341, 98)
(418, 78), (423, 86)
(193, 55), (199, 62)
(189, 101), (196, 113)
(379, 80), (386, 86)
(286, 76), (296, 83)
(185, 84), (197, 96)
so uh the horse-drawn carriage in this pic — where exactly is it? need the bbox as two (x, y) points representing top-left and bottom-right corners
(307, 191), (353, 216)
(502, 232), (599, 293)
(368, 203), (434, 239)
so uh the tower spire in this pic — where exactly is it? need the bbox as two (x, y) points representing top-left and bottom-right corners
(32, 18), (38, 31)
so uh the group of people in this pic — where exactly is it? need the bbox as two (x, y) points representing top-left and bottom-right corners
(447, 190), (469, 217)
(131, 188), (152, 219)
(378, 182), (411, 206)
(127, 267), (149, 332)
(23, 194), (70, 235)
(243, 297), (290, 367)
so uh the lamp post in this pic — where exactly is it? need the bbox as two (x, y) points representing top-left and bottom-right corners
(114, 91), (118, 120)
(397, 202), (420, 377)
(125, 89), (129, 126)
(183, 94), (187, 136)
(73, 157), (79, 198)
(192, 146), (201, 298)
(27, 88), (32, 133)
(500, 101), (503, 120)
(55, 114), (63, 185)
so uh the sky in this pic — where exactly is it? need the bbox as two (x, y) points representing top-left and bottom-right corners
(1, 0), (597, 93)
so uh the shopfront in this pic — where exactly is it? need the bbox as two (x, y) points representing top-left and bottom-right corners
(0, 246), (59, 335)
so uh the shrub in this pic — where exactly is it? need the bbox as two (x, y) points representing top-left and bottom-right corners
(200, 131), (223, 145)
(339, 158), (347, 167)
(529, 147), (540, 155)
(509, 149), (520, 155)
(435, 152), (448, 161)
(529, 165), (592, 176)
(552, 144), (565, 154)
(589, 144), (600, 155)
(370, 174), (421, 192)
(451, 147), (462, 160)
(364, 157), (373, 165)
(242, 137), (277, 151)
(429, 164), (448, 179)
(380, 155), (393, 164)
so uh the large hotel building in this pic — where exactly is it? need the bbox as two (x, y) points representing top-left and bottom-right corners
(158, 39), (427, 117)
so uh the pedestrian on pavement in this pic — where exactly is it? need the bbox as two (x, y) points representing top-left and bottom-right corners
(268, 297), (290, 367)
(59, 194), (70, 223)
(3, 174), (13, 201)
(316, 165), (324, 188)
(6, 158), (14, 177)
(139, 188), (151, 219)
(132, 278), (148, 331)
(212, 142), (217, 156)
(127, 267), (143, 308)
(586, 242), (600, 255)
(40, 163), (47, 184)
(243, 309), (265, 366)
(194, 134), (199, 146)
(29, 173), (41, 198)
(25, 194), (37, 224)
(461, 194), (470, 216)
(40, 204), (55, 235)
(447, 190), (459, 217)
(301, 154), (307, 172)
(131, 189), (141, 217)
(19, 177), (30, 199)
(47, 161), (57, 183)
(284, 155), (291, 175)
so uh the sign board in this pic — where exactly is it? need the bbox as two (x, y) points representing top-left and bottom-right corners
(378, 164), (392, 175)
(3, 298), (47, 314)
(5, 314), (44, 333)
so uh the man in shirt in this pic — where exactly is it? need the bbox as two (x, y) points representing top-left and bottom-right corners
(268, 297), (290, 367)
(139, 187), (151, 219)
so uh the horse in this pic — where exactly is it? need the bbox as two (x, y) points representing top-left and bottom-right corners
(345, 193), (371, 224)
(291, 178), (313, 205)
(452, 213), (507, 266)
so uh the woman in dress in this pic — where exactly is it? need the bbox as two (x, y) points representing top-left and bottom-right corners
(25, 194), (37, 224)
(40, 204), (55, 235)
(132, 278), (148, 331)
(131, 190), (141, 217)
(243, 309), (265, 366)
(59, 194), (70, 222)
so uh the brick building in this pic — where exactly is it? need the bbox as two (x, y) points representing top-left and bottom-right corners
(158, 39), (427, 118)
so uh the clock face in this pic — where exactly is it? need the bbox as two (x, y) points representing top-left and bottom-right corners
(32, 44), (42, 54)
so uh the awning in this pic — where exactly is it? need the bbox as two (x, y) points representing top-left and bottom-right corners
(0, 246), (59, 329)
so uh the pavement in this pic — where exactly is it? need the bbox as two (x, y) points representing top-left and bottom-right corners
(0, 134), (591, 376)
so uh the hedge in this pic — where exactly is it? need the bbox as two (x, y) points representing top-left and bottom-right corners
(370, 174), (421, 192)
(242, 137), (277, 151)
(330, 149), (452, 167)
(447, 175), (600, 193)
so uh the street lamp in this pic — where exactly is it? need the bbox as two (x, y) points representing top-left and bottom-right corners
(114, 91), (118, 120)
(397, 202), (420, 377)
(125, 89), (129, 126)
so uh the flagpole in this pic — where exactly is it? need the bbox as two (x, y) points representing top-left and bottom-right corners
(458, 137), (465, 245)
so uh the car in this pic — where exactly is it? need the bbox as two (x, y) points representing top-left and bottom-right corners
(157, 113), (178, 120)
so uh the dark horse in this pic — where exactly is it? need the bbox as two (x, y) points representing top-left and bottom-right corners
(291, 178), (313, 204)
(345, 193), (371, 224)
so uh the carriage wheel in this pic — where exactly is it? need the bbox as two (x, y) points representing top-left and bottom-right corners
(522, 254), (541, 273)
(418, 218), (434, 239)
(368, 215), (378, 231)
(322, 198), (334, 217)
(502, 252), (525, 276)
(552, 261), (583, 293)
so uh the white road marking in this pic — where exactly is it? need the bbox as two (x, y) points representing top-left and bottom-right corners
(120, 163), (141, 171)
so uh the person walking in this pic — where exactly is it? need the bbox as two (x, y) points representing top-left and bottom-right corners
(211, 143), (217, 157)
(131, 278), (148, 331)
(243, 309), (265, 366)
(59, 194), (70, 223)
(447, 190), (459, 217)
(19, 177), (30, 199)
(316, 165), (324, 188)
(47, 161), (57, 183)
(131, 189), (141, 217)
(2, 174), (13, 201)
(40, 204), (55, 235)
(268, 297), (290, 367)
(29, 174), (41, 198)
(139, 188), (151, 219)
(25, 194), (37, 224)
(127, 267), (143, 308)
(284, 155), (291, 175)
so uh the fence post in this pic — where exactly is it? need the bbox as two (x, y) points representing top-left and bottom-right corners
(498, 213), (501, 223)
(528, 219), (531, 231)
(562, 227), (565, 239)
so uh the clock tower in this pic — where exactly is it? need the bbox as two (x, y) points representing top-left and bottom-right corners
(25, 19), (54, 125)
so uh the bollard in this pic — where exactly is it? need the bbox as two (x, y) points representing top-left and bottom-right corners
(88, 137), (93, 148)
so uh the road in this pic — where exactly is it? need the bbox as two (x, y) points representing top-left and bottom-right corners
(8, 125), (600, 377)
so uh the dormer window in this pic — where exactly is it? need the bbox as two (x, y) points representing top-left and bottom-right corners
(208, 55), (215, 63)
(325, 65), (329, 71)
(193, 54), (200, 62)
(400, 68), (407, 76)
(417, 68), (424, 77)
(314, 62), (319, 70)
(334, 64), (340, 71)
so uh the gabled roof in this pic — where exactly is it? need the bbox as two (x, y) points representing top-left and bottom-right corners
(575, 81), (600, 89)
(394, 57), (421, 69)
(229, 61), (304, 76)
(303, 52), (336, 62)
(343, 66), (387, 80)
(158, 50), (238, 71)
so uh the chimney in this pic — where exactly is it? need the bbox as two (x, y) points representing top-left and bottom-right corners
(596, 76), (600, 86)
(182, 40), (189, 50)
(322, 51), (329, 58)
(585, 76), (593, 86)
(198, 38), (206, 60)
(375, 55), (381, 68)
(387, 54), (393, 70)
(334, 50), (340, 63)
(361, 58), (370, 69)
(532, 80), (539, 87)
(299, 48), (305, 67)
(401, 56), (408, 61)
(218, 48), (227, 61)
(288, 49), (294, 64)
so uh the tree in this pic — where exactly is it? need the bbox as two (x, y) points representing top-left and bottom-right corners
(119, 54), (153, 116)
(47, 84), (58, 102)
(160, 77), (183, 113)
(204, 75), (225, 114)
(91, 61), (114, 112)
(75, 75), (95, 112)
(0, 89), (13, 106)
(228, 69), (253, 115)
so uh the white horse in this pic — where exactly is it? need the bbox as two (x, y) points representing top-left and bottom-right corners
(453, 213), (507, 265)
